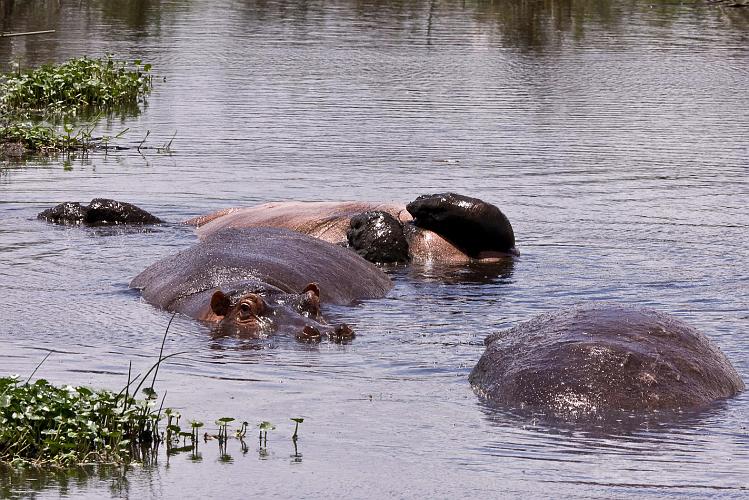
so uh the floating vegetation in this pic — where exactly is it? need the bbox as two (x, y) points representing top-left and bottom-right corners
(0, 56), (152, 116)
(0, 373), (307, 467)
(0, 56), (152, 159)
(0, 122), (92, 156)
(0, 375), (147, 466)
(1, 318), (305, 467)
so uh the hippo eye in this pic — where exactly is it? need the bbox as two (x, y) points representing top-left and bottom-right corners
(238, 302), (253, 321)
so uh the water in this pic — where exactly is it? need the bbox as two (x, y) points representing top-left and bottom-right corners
(1, 0), (748, 497)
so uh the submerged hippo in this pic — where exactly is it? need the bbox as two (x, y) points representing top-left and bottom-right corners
(186, 193), (517, 264)
(130, 227), (392, 341)
(470, 304), (744, 417)
(38, 198), (162, 225)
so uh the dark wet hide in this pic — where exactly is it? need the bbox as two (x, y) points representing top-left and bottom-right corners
(347, 210), (409, 263)
(407, 192), (515, 257)
(38, 198), (162, 225)
(36, 202), (89, 224)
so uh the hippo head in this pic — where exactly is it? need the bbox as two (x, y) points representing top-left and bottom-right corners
(208, 283), (354, 342)
(406, 193), (518, 258)
(347, 210), (410, 264)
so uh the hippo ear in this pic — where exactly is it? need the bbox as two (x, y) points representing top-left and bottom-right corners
(303, 283), (320, 298)
(300, 283), (321, 316)
(210, 290), (231, 317)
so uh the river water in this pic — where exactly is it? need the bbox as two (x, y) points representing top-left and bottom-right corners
(1, 0), (748, 498)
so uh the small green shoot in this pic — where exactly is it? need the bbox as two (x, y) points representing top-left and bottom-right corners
(258, 421), (275, 446)
(291, 417), (304, 441)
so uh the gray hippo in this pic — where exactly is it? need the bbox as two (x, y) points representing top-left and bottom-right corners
(186, 193), (517, 264)
(130, 227), (392, 341)
(38, 198), (162, 225)
(470, 304), (745, 417)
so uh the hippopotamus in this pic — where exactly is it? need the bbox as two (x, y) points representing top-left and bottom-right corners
(130, 227), (392, 341)
(38, 198), (162, 225)
(470, 304), (745, 417)
(186, 193), (517, 264)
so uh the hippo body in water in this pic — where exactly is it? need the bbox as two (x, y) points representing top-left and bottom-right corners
(130, 227), (392, 340)
(470, 304), (744, 417)
(39, 198), (162, 225)
(39, 193), (516, 264)
(186, 193), (517, 264)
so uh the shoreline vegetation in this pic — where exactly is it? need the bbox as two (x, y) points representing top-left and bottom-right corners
(0, 56), (152, 159)
(1, 322), (300, 467)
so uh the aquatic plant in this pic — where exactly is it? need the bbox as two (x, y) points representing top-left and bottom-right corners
(0, 121), (104, 155)
(291, 417), (303, 441)
(0, 56), (152, 115)
(0, 375), (152, 466)
(0, 56), (152, 157)
(215, 417), (234, 442)
(0, 320), (307, 466)
(258, 421), (275, 445)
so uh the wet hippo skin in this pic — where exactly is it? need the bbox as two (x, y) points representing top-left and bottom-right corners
(130, 227), (392, 341)
(469, 304), (744, 416)
(406, 192), (516, 259)
(187, 193), (517, 264)
(38, 198), (162, 225)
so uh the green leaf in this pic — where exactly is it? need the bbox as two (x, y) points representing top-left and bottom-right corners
(258, 421), (275, 431)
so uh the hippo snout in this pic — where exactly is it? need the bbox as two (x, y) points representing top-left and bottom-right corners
(296, 323), (355, 343)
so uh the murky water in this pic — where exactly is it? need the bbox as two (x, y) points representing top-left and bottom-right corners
(1, 0), (748, 498)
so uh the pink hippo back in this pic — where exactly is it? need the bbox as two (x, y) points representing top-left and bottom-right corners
(187, 202), (410, 245)
(185, 200), (515, 264)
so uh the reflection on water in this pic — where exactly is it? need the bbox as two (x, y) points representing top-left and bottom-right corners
(406, 258), (515, 285)
(2, 0), (748, 67)
(1, 0), (749, 498)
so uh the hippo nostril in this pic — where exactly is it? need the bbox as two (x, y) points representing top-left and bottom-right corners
(296, 325), (322, 342)
(333, 323), (355, 342)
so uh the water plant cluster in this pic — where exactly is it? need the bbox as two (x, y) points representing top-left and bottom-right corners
(0, 374), (304, 467)
(0, 56), (152, 156)
(0, 375), (145, 466)
(0, 56), (152, 114)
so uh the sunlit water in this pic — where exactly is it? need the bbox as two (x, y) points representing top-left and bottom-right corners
(1, 0), (748, 498)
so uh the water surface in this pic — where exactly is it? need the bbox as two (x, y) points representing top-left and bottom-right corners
(1, 1), (748, 498)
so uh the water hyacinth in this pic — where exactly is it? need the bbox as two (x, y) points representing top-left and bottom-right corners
(0, 122), (91, 153)
(0, 56), (152, 156)
(0, 376), (148, 466)
(0, 56), (152, 115)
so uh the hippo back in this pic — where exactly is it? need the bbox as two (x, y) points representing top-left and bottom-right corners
(188, 202), (410, 244)
(470, 304), (744, 416)
(130, 227), (392, 309)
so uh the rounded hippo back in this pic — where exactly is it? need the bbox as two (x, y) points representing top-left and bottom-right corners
(189, 202), (409, 245)
(130, 227), (393, 310)
(38, 198), (162, 225)
(469, 304), (744, 417)
(407, 193), (516, 258)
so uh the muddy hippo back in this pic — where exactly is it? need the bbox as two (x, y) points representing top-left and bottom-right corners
(130, 227), (392, 310)
(188, 202), (410, 244)
(470, 304), (744, 417)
